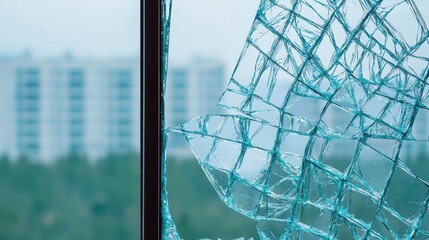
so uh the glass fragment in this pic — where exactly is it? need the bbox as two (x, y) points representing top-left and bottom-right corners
(163, 0), (429, 239)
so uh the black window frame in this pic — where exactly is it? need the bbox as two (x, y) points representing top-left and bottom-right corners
(143, 0), (162, 239)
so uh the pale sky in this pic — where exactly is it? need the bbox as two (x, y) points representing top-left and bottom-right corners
(1, 0), (426, 66)
(0, 0), (139, 58)
(168, 0), (260, 74)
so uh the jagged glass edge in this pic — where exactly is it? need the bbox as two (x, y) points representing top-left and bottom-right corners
(161, 0), (181, 239)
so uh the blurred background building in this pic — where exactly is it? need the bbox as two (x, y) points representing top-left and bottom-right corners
(166, 57), (226, 156)
(0, 53), (140, 162)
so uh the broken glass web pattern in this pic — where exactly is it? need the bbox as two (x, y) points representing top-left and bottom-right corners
(169, 0), (429, 239)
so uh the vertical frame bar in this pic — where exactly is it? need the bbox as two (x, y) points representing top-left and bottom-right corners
(143, 0), (161, 239)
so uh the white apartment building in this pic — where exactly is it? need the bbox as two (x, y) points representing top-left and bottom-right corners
(0, 54), (140, 162)
(166, 57), (226, 156)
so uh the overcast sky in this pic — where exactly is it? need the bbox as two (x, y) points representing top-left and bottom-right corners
(169, 0), (260, 74)
(0, 0), (426, 66)
(0, 0), (139, 58)
(0, 0), (258, 66)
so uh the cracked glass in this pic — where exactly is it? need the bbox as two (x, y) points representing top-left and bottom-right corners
(162, 0), (429, 239)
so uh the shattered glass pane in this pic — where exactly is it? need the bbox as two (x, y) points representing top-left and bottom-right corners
(163, 0), (429, 239)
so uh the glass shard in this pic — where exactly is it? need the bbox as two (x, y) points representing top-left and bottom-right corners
(163, 0), (429, 239)
(161, 0), (181, 239)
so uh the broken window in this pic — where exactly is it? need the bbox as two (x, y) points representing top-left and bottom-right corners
(162, 0), (429, 239)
